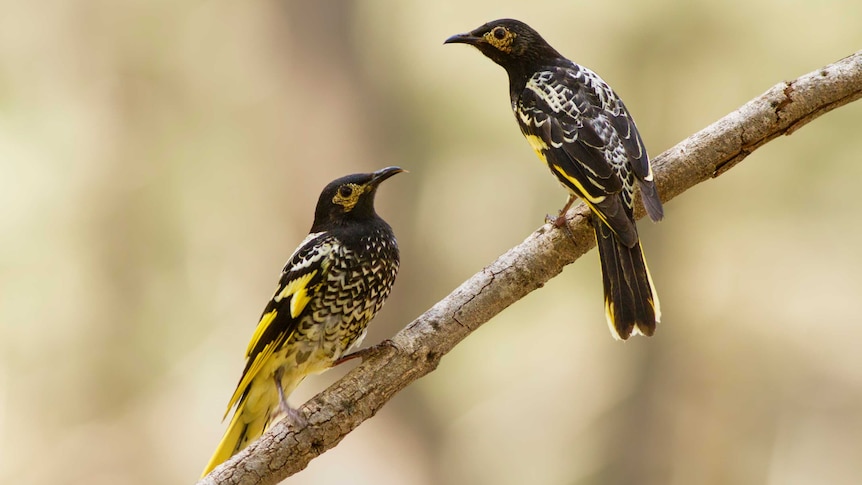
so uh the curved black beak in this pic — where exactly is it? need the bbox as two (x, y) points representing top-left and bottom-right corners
(369, 166), (406, 186)
(444, 32), (481, 45)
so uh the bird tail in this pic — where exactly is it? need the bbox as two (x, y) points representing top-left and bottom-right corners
(200, 392), (273, 477)
(595, 221), (661, 340)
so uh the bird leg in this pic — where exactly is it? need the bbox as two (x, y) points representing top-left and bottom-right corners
(546, 195), (577, 242)
(272, 367), (307, 428)
(550, 194), (577, 227)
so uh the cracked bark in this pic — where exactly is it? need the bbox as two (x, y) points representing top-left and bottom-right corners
(198, 51), (862, 485)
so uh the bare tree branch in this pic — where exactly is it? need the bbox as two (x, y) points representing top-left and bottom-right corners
(199, 51), (862, 485)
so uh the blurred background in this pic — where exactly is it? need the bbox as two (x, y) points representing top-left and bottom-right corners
(2, 0), (862, 484)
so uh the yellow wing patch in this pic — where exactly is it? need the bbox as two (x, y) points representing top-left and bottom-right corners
(226, 310), (280, 417)
(275, 271), (317, 319)
(549, 163), (607, 205)
(525, 134), (549, 163)
(524, 129), (609, 207)
(525, 134), (608, 206)
(245, 309), (278, 356)
(224, 271), (319, 417)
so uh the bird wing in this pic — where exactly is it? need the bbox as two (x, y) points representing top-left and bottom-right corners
(607, 96), (664, 222)
(516, 64), (642, 245)
(517, 67), (621, 197)
(223, 232), (336, 417)
(607, 97), (651, 183)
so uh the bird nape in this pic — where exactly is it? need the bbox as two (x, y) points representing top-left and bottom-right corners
(446, 19), (663, 340)
(201, 166), (404, 477)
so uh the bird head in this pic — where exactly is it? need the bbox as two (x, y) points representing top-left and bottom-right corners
(312, 166), (405, 229)
(444, 19), (561, 71)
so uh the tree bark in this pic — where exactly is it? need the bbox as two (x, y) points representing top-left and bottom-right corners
(198, 50), (862, 485)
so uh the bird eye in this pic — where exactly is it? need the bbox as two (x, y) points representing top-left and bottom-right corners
(492, 27), (506, 40)
(338, 185), (354, 198)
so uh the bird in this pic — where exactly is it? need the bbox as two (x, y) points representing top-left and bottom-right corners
(445, 19), (663, 340)
(201, 166), (404, 477)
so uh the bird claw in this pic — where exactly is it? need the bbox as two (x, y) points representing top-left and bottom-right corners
(560, 222), (577, 244)
(550, 196), (578, 243)
(547, 212), (577, 244)
(545, 212), (568, 228)
(276, 402), (308, 429)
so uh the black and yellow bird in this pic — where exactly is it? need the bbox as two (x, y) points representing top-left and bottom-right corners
(201, 167), (404, 477)
(446, 19), (663, 340)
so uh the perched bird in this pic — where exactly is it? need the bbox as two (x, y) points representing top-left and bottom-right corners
(446, 19), (663, 340)
(201, 167), (404, 476)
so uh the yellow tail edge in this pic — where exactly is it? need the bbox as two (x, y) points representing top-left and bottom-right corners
(201, 402), (253, 478)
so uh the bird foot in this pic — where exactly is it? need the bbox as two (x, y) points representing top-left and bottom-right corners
(547, 212), (577, 244)
(272, 367), (307, 429)
(271, 401), (307, 429)
(547, 194), (576, 230)
(545, 212), (568, 228)
(277, 402), (308, 429)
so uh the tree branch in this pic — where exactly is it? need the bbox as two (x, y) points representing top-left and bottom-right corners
(198, 51), (862, 485)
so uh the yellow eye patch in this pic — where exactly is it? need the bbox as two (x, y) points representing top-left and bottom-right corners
(483, 27), (516, 53)
(332, 183), (365, 211)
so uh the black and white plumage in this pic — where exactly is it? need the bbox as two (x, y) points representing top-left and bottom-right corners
(446, 19), (663, 339)
(202, 167), (403, 477)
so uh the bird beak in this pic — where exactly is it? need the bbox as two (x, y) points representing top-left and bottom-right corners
(369, 166), (406, 186)
(444, 32), (482, 45)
